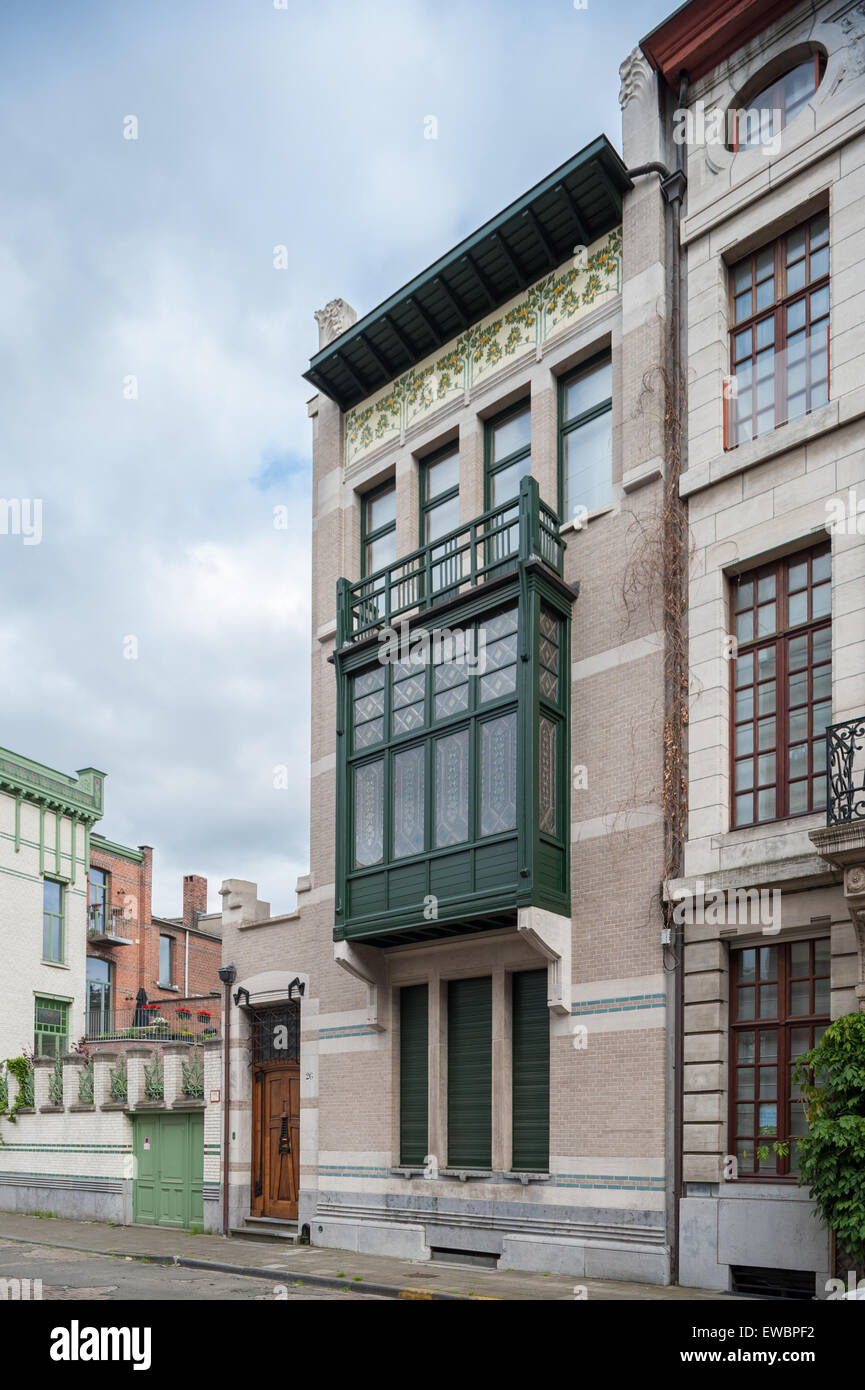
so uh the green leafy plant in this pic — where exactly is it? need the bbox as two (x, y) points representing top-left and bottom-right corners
(789, 1012), (865, 1264)
(109, 1054), (128, 1102)
(48, 1057), (64, 1106)
(143, 1049), (164, 1101)
(5, 1057), (34, 1121)
(181, 1046), (204, 1099)
(78, 1057), (95, 1105)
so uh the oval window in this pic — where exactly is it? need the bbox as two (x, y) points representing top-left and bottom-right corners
(731, 54), (825, 151)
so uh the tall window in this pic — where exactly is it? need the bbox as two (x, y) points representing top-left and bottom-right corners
(42, 879), (64, 962)
(731, 55), (825, 151)
(732, 545), (831, 827)
(86, 956), (112, 1035)
(420, 444), (460, 594)
(730, 940), (829, 1177)
(159, 934), (175, 987)
(559, 354), (612, 521)
(728, 211), (829, 447)
(361, 481), (396, 577)
(88, 866), (108, 933)
(485, 401), (530, 508)
(34, 996), (69, 1058)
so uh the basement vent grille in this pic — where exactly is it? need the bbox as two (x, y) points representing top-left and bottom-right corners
(731, 1265), (815, 1300)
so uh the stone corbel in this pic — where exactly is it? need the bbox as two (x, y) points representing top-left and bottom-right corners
(333, 940), (387, 1031)
(843, 865), (865, 1011)
(517, 907), (571, 1016)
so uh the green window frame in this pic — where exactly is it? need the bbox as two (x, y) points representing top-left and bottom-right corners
(42, 878), (65, 963)
(484, 400), (531, 510)
(86, 956), (112, 1036)
(558, 351), (612, 522)
(399, 984), (429, 1166)
(349, 604), (520, 870)
(361, 479), (397, 579)
(88, 866), (108, 933)
(419, 443), (461, 598)
(511, 968), (550, 1171)
(34, 996), (69, 1058)
(447, 976), (492, 1169)
(159, 933), (175, 987)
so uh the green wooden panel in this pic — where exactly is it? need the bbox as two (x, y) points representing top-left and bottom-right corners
(400, 985), (429, 1166)
(132, 1118), (158, 1225)
(474, 837), (519, 892)
(429, 849), (472, 899)
(388, 861), (427, 907)
(511, 969), (550, 1171)
(447, 976), (492, 1169)
(158, 1115), (188, 1227)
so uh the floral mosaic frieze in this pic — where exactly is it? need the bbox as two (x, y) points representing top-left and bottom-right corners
(344, 227), (622, 468)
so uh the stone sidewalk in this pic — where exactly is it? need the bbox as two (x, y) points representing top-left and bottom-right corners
(0, 1212), (735, 1300)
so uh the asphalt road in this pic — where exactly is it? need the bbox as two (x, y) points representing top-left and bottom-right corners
(0, 1237), (385, 1301)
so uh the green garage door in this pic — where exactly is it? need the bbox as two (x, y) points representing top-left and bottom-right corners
(133, 1113), (203, 1228)
(447, 976), (492, 1168)
(400, 984), (429, 1167)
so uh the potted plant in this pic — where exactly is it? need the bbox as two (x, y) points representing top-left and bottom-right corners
(196, 1010), (211, 1023)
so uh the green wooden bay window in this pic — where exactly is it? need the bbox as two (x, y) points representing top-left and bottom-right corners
(334, 478), (575, 946)
(399, 984), (429, 1166)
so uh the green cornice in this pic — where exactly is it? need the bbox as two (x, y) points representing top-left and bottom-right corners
(0, 746), (105, 823)
(89, 835), (144, 864)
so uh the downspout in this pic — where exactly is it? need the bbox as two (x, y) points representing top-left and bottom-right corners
(184, 927), (189, 997)
(627, 66), (689, 1286)
(218, 963), (236, 1235)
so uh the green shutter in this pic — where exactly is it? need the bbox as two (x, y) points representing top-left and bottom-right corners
(511, 968), (550, 1171)
(399, 984), (429, 1166)
(447, 976), (492, 1168)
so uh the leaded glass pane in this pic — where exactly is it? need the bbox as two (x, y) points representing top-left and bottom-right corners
(479, 665), (517, 703)
(480, 713), (517, 836)
(354, 759), (384, 867)
(539, 715), (557, 835)
(483, 607), (518, 641)
(435, 730), (469, 846)
(393, 746), (425, 859)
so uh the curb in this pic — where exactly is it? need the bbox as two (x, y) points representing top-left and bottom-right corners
(0, 1230), (485, 1300)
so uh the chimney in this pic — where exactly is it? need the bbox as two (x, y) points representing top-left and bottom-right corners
(183, 874), (207, 929)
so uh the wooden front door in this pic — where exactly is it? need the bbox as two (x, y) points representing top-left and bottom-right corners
(252, 1063), (299, 1220)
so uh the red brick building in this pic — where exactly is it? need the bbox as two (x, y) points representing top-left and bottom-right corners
(86, 836), (222, 1043)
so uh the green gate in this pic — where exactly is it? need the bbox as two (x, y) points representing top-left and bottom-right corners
(132, 1113), (204, 1228)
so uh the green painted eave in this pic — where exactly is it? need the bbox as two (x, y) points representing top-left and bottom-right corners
(305, 134), (631, 412)
(90, 834), (144, 864)
(0, 746), (105, 822)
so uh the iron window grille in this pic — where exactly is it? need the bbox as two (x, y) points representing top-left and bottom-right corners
(248, 1002), (300, 1064)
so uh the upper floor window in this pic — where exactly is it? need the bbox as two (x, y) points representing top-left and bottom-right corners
(361, 481), (396, 577)
(730, 939), (829, 1178)
(731, 55), (825, 151)
(731, 544), (831, 828)
(559, 354), (612, 521)
(485, 401), (530, 508)
(88, 866), (108, 933)
(728, 212), (829, 448)
(159, 933), (175, 987)
(43, 879), (64, 963)
(420, 444), (460, 596)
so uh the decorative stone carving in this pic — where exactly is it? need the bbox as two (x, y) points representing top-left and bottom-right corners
(846, 864), (865, 897)
(314, 298), (357, 349)
(830, 2), (865, 93)
(619, 47), (651, 109)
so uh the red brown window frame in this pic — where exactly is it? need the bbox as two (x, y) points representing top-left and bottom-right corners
(725, 212), (830, 450)
(729, 939), (830, 1181)
(729, 54), (825, 153)
(730, 543), (831, 829)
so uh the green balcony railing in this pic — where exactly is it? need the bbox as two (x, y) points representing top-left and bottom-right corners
(337, 475), (563, 647)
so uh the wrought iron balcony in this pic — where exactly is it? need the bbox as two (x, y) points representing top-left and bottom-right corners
(336, 475), (563, 647)
(85, 1001), (220, 1043)
(827, 717), (865, 825)
(87, 904), (134, 944)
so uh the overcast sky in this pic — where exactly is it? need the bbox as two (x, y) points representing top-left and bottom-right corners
(0, 0), (671, 916)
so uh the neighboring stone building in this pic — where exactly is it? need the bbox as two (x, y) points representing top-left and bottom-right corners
(0, 747), (105, 1062)
(641, 0), (865, 1295)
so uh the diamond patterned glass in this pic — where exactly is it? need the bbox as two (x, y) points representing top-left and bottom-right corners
(435, 730), (469, 846)
(354, 759), (384, 867)
(480, 713), (517, 836)
(393, 745), (425, 858)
